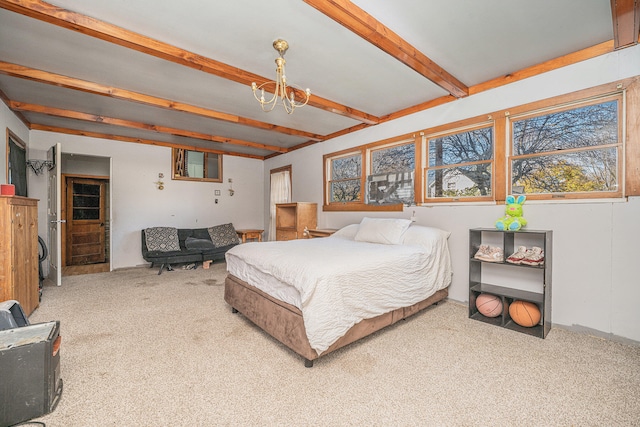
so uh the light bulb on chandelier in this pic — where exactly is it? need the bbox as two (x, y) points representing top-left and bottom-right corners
(251, 39), (311, 114)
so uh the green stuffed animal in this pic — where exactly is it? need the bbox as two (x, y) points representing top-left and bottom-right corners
(495, 195), (527, 231)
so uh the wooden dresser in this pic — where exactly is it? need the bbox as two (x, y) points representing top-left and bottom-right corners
(0, 196), (39, 316)
(275, 202), (317, 241)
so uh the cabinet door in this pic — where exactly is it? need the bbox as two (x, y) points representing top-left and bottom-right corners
(11, 204), (39, 315)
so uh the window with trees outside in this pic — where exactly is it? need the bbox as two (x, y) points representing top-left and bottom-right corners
(424, 125), (493, 201)
(324, 137), (415, 211)
(509, 96), (621, 199)
(367, 141), (414, 205)
(323, 77), (637, 210)
(327, 151), (362, 204)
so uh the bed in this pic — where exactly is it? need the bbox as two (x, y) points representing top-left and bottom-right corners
(224, 218), (452, 367)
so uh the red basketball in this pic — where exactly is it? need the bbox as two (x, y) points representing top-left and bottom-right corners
(509, 300), (541, 327)
(476, 293), (503, 317)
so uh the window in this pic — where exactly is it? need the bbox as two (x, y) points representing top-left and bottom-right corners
(509, 97), (621, 199)
(327, 151), (362, 203)
(367, 142), (414, 205)
(424, 125), (493, 201)
(324, 137), (415, 211)
(172, 148), (222, 182)
(322, 77), (637, 207)
(7, 130), (27, 197)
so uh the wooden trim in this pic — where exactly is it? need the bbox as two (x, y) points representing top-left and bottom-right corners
(304, 0), (468, 98)
(0, 0), (378, 125)
(29, 124), (265, 160)
(10, 101), (288, 153)
(625, 76), (640, 195)
(0, 61), (322, 141)
(493, 116), (507, 202)
(611, 0), (640, 49)
(413, 133), (424, 204)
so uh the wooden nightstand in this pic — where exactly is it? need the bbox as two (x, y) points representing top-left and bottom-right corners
(236, 229), (264, 243)
(306, 228), (338, 238)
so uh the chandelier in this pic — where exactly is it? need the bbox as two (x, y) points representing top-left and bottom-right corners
(251, 39), (311, 114)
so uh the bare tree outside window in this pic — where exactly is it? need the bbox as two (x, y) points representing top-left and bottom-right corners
(368, 143), (415, 205)
(329, 154), (361, 202)
(511, 100), (618, 194)
(426, 127), (493, 198)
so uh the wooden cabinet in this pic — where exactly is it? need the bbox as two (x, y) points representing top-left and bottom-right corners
(0, 196), (39, 316)
(469, 228), (552, 338)
(275, 202), (317, 241)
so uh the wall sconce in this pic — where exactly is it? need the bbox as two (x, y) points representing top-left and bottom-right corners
(228, 178), (234, 196)
(155, 173), (164, 190)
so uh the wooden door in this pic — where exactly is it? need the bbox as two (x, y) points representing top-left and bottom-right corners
(65, 177), (107, 265)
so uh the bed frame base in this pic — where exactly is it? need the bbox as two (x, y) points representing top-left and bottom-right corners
(224, 274), (448, 367)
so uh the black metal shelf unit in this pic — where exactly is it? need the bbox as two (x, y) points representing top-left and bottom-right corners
(469, 228), (552, 338)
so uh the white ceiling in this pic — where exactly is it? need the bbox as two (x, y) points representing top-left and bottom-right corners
(0, 0), (630, 159)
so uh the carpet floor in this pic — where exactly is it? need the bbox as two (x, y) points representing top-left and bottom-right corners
(26, 262), (640, 427)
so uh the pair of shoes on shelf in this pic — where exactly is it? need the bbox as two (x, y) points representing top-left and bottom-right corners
(507, 246), (544, 266)
(474, 245), (504, 262)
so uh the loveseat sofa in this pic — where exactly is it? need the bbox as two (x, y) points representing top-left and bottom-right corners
(141, 224), (241, 274)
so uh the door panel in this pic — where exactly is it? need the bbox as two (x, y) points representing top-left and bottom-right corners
(65, 177), (106, 266)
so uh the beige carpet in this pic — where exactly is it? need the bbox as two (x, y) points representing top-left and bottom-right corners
(28, 262), (640, 427)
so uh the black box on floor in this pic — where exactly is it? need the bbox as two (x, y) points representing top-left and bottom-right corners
(0, 320), (63, 427)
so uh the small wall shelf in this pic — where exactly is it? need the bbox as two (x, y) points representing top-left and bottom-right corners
(468, 228), (552, 338)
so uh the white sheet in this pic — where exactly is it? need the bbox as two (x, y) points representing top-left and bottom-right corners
(225, 228), (452, 354)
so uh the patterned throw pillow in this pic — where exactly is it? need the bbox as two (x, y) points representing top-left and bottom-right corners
(144, 227), (180, 252)
(208, 223), (240, 248)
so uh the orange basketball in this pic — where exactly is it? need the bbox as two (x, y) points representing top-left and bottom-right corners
(509, 300), (541, 327)
(475, 293), (503, 317)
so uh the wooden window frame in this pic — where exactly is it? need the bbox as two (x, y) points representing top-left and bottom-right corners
(323, 135), (416, 211)
(171, 148), (223, 183)
(421, 118), (496, 204)
(321, 77), (640, 209)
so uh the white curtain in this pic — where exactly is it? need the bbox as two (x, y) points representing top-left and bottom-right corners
(268, 170), (291, 241)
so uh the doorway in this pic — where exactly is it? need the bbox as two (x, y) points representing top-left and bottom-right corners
(61, 175), (110, 276)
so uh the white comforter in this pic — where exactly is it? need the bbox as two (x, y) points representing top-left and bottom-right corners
(225, 228), (452, 354)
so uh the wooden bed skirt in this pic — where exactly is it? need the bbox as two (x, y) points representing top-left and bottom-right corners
(224, 274), (449, 367)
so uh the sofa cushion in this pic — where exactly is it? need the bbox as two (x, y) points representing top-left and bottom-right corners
(144, 227), (181, 252)
(208, 223), (240, 248)
(185, 236), (215, 250)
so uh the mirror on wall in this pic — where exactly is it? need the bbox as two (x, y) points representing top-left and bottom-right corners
(172, 148), (222, 182)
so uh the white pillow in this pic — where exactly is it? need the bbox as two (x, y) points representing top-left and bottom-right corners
(330, 224), (360, 240)
(401, 225), (451, 250)
(353, 217), (412, 245)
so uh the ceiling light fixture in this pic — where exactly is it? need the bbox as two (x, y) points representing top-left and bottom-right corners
(251, 39), (311, 114)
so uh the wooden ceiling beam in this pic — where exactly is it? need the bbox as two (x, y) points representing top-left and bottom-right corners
(0, 0), (379, 124)
(304, 0), (468, 98)
(10, 101), (289, 153)
(611, 0), (640, 49)
(29, 124), (266, 160)
(0, 61), (322, 141)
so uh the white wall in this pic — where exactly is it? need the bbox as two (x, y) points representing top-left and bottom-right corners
(264, 45), (640, 343)
(28, 132), (264, 270)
